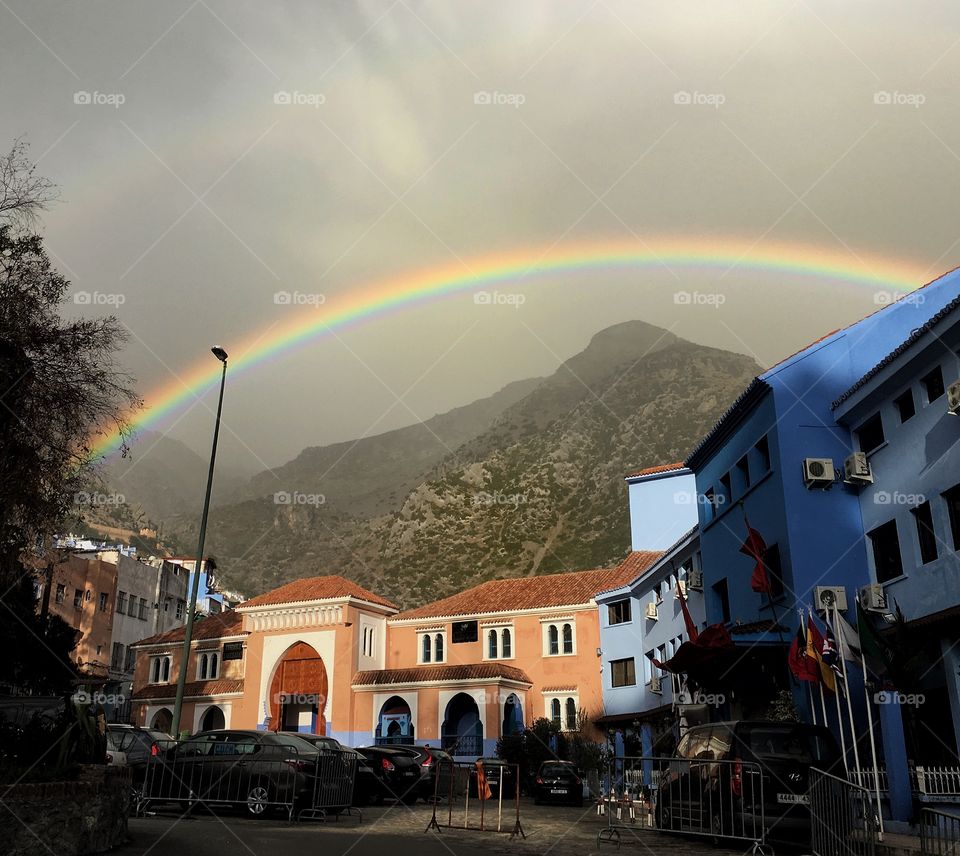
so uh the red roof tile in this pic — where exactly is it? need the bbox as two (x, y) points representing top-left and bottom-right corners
(594, 550), (669, 596)
(353, 663), (531, 687)
(132, 610), (246, 648)
(132, 678), (244, 700)
(394, 558), (662, 621)
(624, 462), (686, 479)
(240, 575), (397, 610)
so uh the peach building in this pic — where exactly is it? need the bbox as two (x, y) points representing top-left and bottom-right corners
(130, 559), (660, 753)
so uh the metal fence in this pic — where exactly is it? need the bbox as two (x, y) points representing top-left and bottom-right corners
(850, 766), (960, 801)
(298, 749), (360, 822)
(425, 760), (524, 839)
(809, 767), (879, 856)
(920, 807), (960, 856)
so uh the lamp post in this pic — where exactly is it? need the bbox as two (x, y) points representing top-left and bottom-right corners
(171, 346), (228, 737)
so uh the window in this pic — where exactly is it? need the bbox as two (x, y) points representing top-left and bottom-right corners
(736, 455), (751, 490)
(643, 653), (653, 684)
(550, 698), (561, 727)
(55, 584), (65, 604)
(704, 487), (717, 521)
(112, 642), (124, 670)
(98, 592), (108, 612)
(501, 628), (511, 658)
(422, 634), (432, 663)
(138, 598), (147, 620)
(756, 434), (771, 472)
(198, 652), (218, 679)
(434, 633), (444, 662)
(548, 624), (559, 655)
(912, 502), (938, 565)
(720, 472), (732, 505)
(608, 599), (632, 625)
(946, 485), (960, 549)
(922, 366), (945, 403)
(74, 589), (83, 610)
(610, 657), (637, 688)
(150, 656), (171, 683)
(117, 591), (127, 614)
(176, 599), (185, 620)
(868, 520), (903, 583)
(562, 623), (574, 654)
(894, 390), (915, 423)
(763, 544), (786, 598)
(565, 698), (577, 731)
(713, 578), (731, 624)
(856, 413), (885, 454)
(488, 629), (498, 659)
(361, 626), (375, 658)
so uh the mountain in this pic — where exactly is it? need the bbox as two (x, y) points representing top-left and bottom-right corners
(175, 321), (761, 607)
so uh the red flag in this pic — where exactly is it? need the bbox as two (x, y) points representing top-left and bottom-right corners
(788, 622), (819, 683)
(806, 616), (837, 693)
(740, 522), (772, 593)
(677, 581), (699, 642)
(653, 624), (734, 673)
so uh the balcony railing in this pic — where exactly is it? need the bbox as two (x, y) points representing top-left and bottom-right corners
(374, 735), (415, 746)
(441, 734), (483, 756)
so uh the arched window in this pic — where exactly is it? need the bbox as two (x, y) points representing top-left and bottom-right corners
(422, 634), (432, 663)
(434, 633), (444, 662)
(151, 658), (161, 683)
(501, 628), (511, 658)
(550, 698), (561, 727)
(548, 624), (559, 655)
(488, 629), (498, 659)
(562, 623), (573, 654)
(565, 698), (577, 731)
(209, 653), (218, 679)
(198, 653), (208, 680)
(161, 657), (170, 682)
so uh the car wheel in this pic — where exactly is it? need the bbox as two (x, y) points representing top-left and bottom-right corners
(245, 783), (272, 817)
(655, 798), (673, 830)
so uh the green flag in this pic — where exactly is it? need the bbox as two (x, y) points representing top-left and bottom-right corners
(856, 604), (890, 679)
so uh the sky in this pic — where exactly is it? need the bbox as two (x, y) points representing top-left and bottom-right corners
(3, 1), (960, 471)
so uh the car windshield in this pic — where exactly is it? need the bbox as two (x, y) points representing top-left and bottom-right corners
(541, 763), (574, 776)
(478, 758), (507, 767)
(743, 726), (837, 763)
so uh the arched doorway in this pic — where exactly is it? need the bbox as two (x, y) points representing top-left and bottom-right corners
(502, 693), (523, 736)
(151, 707), (173, 734)
(441, 693), (482, 756)
(268, 641), (328, 734)
(375, 696), (414, 745)
(201, 705), (225, 731)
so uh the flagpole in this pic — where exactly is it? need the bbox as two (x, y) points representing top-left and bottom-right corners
(808, 684), (818, 725)
(862, 678), (885, 841)
(812, 608), (846, 775)
(832, 602), (862, 773)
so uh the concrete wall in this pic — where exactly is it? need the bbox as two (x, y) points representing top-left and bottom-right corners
(626, 470), (698, 551)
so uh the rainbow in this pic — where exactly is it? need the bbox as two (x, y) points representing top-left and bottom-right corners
(91, 236), (931, 459)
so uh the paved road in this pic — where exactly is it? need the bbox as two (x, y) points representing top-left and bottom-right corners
(119, 800), (753, 856)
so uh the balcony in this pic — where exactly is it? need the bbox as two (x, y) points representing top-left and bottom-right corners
(374, 735), (415, 746)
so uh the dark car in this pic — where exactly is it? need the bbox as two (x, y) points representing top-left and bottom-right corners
(291, 734), (380, 806)
(106, 725), (170, 766)
(142, 729), (321, 817)
(468, 757), (517, 799)
(655, 720), (842, 842)
(357, 746), (422, 804)
(532, 761), (583, 806)
(396, 745), (454, 801)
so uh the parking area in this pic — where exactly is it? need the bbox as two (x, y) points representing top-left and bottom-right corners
(122, 799), (750, 856)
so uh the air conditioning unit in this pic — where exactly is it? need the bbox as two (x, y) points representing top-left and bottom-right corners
(859, 583), (888, 612)
(675, 581), (687, 598)
(650, 674), (663, 694)
(645, 602), (659, 620)
(844, 452), (874, 485)
(813, 585), (848, 613)
(688, 570), (703, 591)
(803, 457), (835, 489)
(948, 380), (960, 416)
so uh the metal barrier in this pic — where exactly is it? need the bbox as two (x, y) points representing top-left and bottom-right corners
(426, 760), (525, 839)
(137, 738), (307, 821)
(299, 749), (361, 822)
(809, 767), (879, 856)
(920, 807), (960, 856)
(597, 755), (768, 853)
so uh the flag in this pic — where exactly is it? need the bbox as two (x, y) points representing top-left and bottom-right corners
(821, 626), (845, 694)
(835, 613), (862, 666)
(652, 624), (735, 674)
(788, 621), (819, 683)
(740, 522), (772, 593)
(806, 616), (837, 693)
(856, 605), (890, 679)
(475, 759), (492, 801)
(677, 581), (699, 642)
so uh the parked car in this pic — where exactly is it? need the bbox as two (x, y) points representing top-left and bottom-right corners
(468, 757), (517, 799)
(357, 746), (422, 804)
(395, 745), (454, 801)
(532, 761), (584, 806)
(144, 729), (321, 817)
(655, 720), (842, 842)
(106, 724), (171, 796)
(290, 734), (380, 806)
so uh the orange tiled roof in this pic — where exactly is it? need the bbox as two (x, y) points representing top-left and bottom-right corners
(394, 558), (662, 621)
(132, 678), (244, 700)
(239, 575), (397, 610)
(132, 610), (246, 648)
(624, 462), (686, 479)
(353, 663), (531, 687)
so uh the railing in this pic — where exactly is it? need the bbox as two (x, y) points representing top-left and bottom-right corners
(441, 734), (483, 757)
(299, 749), (360, 822)
(920, 807), (960, 856)
(850, 768), (889, 795)
(425, 759), (524, 839)
(850, 766), (960, 800)
(810, 767), (879, 856)
(374, 736), (415, 746)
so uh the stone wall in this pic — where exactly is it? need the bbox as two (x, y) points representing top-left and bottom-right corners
(1, 765), (130, 856)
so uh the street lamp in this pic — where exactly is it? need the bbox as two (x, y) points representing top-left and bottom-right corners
(171, 346), (228, 737)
